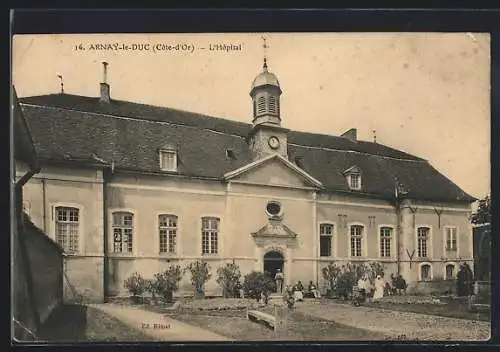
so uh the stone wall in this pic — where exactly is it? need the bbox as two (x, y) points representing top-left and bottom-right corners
(13, 214), (64, 341)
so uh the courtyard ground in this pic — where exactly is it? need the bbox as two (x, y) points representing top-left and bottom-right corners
(295, 299), (491, 341)
(37, 304), (152, 342)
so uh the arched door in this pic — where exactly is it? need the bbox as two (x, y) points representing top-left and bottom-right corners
(263, 251), (284, 279)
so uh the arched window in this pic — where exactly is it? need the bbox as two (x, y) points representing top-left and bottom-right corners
(159, 214), (177, 253)
(420, 263), (432, 281)
(417, 227), (430, 258)
(257, 96), (266, 116)
(112, 212), (134, 253)
(350, 225), (364, 257)
(202, 217), (219, 254)
(445, 263), (456, 280)
(55, 206), (80, 253)
(380, 227), (393, 258)
(319, 223), (334, 257)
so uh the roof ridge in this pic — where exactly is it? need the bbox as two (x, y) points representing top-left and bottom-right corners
(21, 102), (425, 162)
(20, 103), (248, 140)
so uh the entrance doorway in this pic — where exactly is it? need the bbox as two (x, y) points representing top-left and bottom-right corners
(263, 251), (284, 280)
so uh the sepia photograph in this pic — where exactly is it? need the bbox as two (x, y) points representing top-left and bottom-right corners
(11, 32), (491, 342)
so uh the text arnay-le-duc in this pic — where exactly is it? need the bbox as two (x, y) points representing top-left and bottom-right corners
(208, 43), (242, 52)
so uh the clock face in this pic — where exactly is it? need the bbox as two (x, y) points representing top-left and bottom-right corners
(268, 136), (280, 150)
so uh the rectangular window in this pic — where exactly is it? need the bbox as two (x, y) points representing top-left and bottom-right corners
(112, 212), (133, 253)
(202, 217), (219, 254)
(445, 264), (455, 280)
(319, 223), (333, 257)
(349, 174), (361, 190)
(350, 225), (363, 257)
(421, 264), (431, 281)
(445, 227), (458, 251)
(160, 151), (177, 171)
(55, 206), (79, 253)
(159, 214), (177, 253)
(417, 227), (429, 258)
(380, 227), (393, 258)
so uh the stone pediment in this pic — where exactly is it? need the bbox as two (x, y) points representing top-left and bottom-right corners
(223, 153), (324, 190)
(251, 221), (298, 239)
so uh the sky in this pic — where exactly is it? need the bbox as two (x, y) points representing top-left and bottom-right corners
(12, 33), (491, 201)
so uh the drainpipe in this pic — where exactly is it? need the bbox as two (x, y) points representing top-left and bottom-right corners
(395, 199), (402, 275)
(41, 178), (47, 234)
(103, 169), (109, 302)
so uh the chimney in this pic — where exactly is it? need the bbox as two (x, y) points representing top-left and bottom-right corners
(99, 61), (110, 103)
(341, 128), (357, 142)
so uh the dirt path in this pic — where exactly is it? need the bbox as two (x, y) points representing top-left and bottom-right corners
(296, 301), (490, 341)
(89, 303), (233, 342)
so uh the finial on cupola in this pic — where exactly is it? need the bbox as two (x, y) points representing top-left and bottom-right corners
(57, 74), (64, 94)
(262, 36), (269, 71)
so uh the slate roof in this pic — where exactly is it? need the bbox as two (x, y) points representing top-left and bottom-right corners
(17, 93), (476, 203)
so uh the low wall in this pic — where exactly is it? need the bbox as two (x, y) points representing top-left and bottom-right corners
(13, 214), (64, 341)
(407, 280), (456, 296)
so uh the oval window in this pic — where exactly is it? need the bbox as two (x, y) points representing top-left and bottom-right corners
(266, 201), (282, 216)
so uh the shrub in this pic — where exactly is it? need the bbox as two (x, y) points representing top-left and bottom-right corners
(185, 261), (212, 297)
(154, 265), (183, 303)
(243, 271), (275, 303)
(124, 272), (147, 299)
(216, 262), (241, 298)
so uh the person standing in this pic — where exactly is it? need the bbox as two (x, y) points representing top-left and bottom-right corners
(373, 275), (385, 301)
(275, 269), (284, 294)
(456, 263), (466, 297)
(464, 262), (474, 296)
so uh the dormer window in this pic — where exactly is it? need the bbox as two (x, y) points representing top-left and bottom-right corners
(349, 174), (361, 190)
(159, 146), (178, 172)
(344, 166), (362, 191)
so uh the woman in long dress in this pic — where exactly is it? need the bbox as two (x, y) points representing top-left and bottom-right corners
(373, 275), (385, 300)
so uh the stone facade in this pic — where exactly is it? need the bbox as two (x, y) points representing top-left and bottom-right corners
(17, 157), (473, 301)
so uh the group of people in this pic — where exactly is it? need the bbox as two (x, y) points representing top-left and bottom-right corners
(355, 275), (385, 303)
(274, 269), (321, 302)
(354, 273), (408, 304)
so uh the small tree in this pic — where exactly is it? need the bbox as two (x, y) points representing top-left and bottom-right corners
(243, 271), (275, 303)
(322, 262), (342, 297)
(470, 195), (491, 225)
(216, 262), (241, 298)
(123, 272), (147, 303)
(185, 261), (212, 298)
(154, 265), (183, 303)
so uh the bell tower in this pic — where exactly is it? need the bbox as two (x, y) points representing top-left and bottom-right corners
(248, 37), (289, 160)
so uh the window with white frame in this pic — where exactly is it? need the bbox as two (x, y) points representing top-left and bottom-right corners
(319, 223), (333, 257)
(445, 227), (458, 251)
(348, 173), (361, 190)
(417, 227), (430, 258)
(159, 214), (177, 253)
(55, 206), (80, 253)
(445, 264), (455, 280)
(420, 263), (432, 281)
(380, 227), (393, 258)
(350, 225), (363, 257)
(160, 150), (177, 172)
(112, 212), (133, 253)
(202, 217), (219, 254)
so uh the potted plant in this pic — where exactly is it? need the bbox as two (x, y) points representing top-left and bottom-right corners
(123, 272), (147, 304)
(154, 265), (183, 303)
(185, 261), (212, 299)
